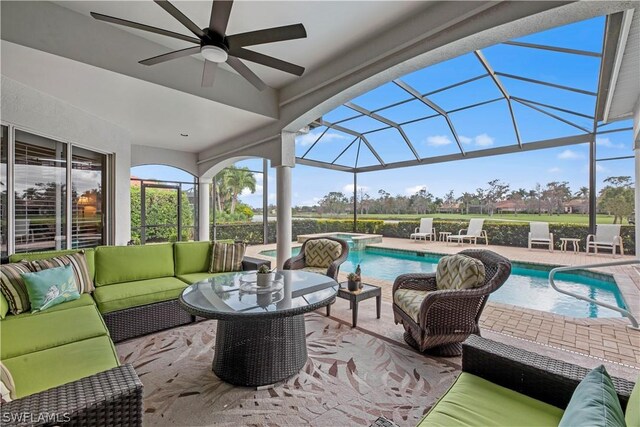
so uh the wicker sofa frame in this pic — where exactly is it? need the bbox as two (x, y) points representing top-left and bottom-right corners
(282, 237), (349, 280)
(392, 249), (512, 356)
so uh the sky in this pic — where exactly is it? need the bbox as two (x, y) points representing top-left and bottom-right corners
(132, 15), (636, 209)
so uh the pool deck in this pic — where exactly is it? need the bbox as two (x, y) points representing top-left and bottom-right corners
(247, 238), (640, 378)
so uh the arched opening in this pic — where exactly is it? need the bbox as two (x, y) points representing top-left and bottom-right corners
(130, 164), (198, 244)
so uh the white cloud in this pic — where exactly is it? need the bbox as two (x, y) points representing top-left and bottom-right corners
(426, 135), (453, 146)
(459, 135), (473, 144)
(295, 130), (348, 147)
(405, 184), (429, 195)
(547, 167), (562, 173)
(474, 133), (494, 147)
(300, 197), (321, 206)
(558, 149), (584, 160)
(241, 185), (262, 196)
(596, 137), (624, 149)
(342, 184), (368, 194)
(595, 163), (608, 173)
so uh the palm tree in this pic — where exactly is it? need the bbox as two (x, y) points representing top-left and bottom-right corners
(224, 167), (256, 214)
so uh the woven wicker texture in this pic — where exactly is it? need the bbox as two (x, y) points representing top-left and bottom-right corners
(392, 249), (512, 356)
(283, 237), (349, 280)
(462, 335), (636, 410)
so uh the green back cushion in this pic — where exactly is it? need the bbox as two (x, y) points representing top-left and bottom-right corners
(304, 239), (342, 268)
(436, 254), (486, 290)
(559, 365), (626, 427)
(0, 292), (8, 319)
(22, 265), (80, 312)
(0, 262), (33, 315)
(95, 244), (175, 286)
(627, 378), (640, 427)
(174, 241), (212, 275)
(10, 249), (96, 281)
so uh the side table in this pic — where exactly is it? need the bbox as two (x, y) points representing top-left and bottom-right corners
(560, 238), (580, 253)
(326, 283), (381, 328)
(439, 231), (452, 242)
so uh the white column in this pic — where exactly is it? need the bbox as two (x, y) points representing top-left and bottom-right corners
(276, 166), (292, 269)
(198, 181), (211, 241)
(635, 147), (640, 257)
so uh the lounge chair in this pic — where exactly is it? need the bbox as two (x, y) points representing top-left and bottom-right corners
(586, 224), (624, 257)
(409, 218), (436, 242)
(528, 221), (553, 252)
(447, 218), (488, 245)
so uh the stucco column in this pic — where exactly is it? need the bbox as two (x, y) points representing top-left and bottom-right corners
(276, 166), (292, 269)
(198, 181), (211, 241)
(635, 147), (640, 257)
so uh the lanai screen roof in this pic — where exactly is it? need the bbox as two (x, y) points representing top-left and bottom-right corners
(296, 15), (634, 173)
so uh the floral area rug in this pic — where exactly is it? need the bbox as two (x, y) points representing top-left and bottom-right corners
(117, 312), (460, 426)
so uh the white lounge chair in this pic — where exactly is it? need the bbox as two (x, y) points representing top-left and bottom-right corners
(528, 222), (553, 252)
(586, 224), (624, 257)
(15, 219), (34, 243)
(410, 218), (436, 242)
(447, 218), (488, 245)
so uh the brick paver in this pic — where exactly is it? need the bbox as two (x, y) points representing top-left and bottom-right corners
(246, 237), (640, 368)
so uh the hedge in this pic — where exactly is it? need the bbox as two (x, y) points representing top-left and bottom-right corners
(213, 219), (635, 255)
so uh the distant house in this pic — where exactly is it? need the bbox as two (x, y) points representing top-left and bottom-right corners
(438, 202), (462, 213)
(496, 199), (526, 214)
(564, 198), (588, 214)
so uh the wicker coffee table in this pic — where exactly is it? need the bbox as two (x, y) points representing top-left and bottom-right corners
(179, 270), (338, 387)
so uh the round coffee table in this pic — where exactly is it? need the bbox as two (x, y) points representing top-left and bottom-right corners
(179, 270), (338, 387)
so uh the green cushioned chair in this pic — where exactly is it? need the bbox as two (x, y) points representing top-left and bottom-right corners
(2, 336), (120, 399)
(93, 276), (188, 314)
(1, 303), (109, 359)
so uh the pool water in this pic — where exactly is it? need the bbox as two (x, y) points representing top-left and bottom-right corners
(260, 247), (627, 318)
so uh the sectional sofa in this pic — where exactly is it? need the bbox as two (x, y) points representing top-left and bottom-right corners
(0, 241), (268, 426)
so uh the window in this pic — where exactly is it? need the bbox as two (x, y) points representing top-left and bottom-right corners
(72, 146), (107, 249)
(1, 126), (8, 258)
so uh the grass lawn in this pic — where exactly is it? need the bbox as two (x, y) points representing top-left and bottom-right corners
(292, 213), (629, 225)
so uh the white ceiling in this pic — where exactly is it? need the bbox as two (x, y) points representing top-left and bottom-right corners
(55, 1), (430, 89)
(1, 40), (275, 151)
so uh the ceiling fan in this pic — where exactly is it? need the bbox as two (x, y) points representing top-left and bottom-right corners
(91, 0), (307, 91)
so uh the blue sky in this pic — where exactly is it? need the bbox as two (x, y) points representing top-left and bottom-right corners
(133, 16), (635, 208)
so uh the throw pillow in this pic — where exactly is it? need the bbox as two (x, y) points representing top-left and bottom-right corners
(559, 365), (626, 427)
(626, 377), (639, 427)
(304, 239), (342, 268)
(209, 242), (246, 273)
(0, 261), (34, 315)
(0, 292), (8, 319)
(28, 250), (94, 293)
(436, 254), (486, 290)
(0, 362), (15, 403)
(21, 265), (80, 312)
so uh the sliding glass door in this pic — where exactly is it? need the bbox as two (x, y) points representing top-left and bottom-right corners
(72, 146), (106, 249)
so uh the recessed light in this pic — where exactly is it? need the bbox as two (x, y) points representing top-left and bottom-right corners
(180, 133), (189, 137)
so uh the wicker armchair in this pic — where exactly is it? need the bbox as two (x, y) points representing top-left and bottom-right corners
(283, 237), (349, 280)
(392, 249), (511, 356)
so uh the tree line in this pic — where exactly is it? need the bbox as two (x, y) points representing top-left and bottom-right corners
(296, 176), (634, 224)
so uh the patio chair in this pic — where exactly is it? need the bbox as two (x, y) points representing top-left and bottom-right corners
(14, 218), (33, 243)
(447, 218), (488, 245)
(392, 249), (511, 356)
(283, 237), (349, 280)
(528, 221), (553, 252)
(409, 218), (436, 242)
(586, 224), (624, 257)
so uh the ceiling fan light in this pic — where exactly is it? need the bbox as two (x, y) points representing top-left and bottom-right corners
(201, 45), (228, 63)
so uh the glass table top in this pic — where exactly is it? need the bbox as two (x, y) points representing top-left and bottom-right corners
(180, 270), (338, 318)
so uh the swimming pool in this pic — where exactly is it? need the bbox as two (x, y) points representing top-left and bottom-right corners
(260, 246), (627, 318)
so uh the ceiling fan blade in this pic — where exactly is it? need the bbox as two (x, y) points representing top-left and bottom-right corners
(90, 12), (200, 44)
(227, 24), (306, 48)
(201, 60), (218, 87)
(229, 48), (304, 76)
(154, 0), (205, 38)
(139, 46), (201, 66)
(209, 0), (234, 35)
(227, 56), (267, 91)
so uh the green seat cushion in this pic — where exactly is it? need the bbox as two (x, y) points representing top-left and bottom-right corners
(300, 266), (329, 276)
(93, 277), (188, 314)
(95, 244), (175, 286)
(3, 336), (119, 399)
(393, 289), (430, 323)
(559, 365), (626, 427)
(627, 378), (640, 427)
(177, 272), (227, 285)
(174, 241), (211, 275)
(1, 293), (96, 320)
(1, 304), (108, 359)
(10, 249), (96, 281)
(420, 373), (564, 427)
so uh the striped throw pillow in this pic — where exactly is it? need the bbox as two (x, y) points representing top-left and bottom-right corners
(0, 362), (16, 403)
(209, 242), (246, 273)
(0, 262), (33, 315)
(436, 254), (486, 290)
(29, 251), (95, 293)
